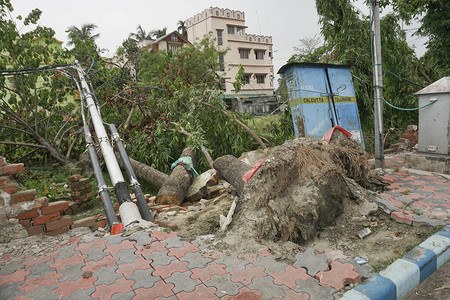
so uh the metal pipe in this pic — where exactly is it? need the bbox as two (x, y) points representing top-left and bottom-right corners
(109, 124), (153, 221)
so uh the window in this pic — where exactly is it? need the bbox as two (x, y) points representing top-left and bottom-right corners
(256, 74), (266, 84)
(255, 50), (265, 60)
(218, 54), (225, 71)
(249, 37), (252, 41)
(216, 11), (219, 16)
(227, 25), (234, 34)
(227, 12), (230, 17)
(237, 14), (240, 19)
(266, 39), (269, 43)
(216, 30), (223, 45)
(243, 74), (251, 84)
(170, 45), (180, 52)
(236, 27), (243, 35)
(239, 49), (250, 59)
(171, 34), (178, 42)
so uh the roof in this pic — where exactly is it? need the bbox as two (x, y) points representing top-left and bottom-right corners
(152, 30), (191, 45)
(415, 77), (450, 95)
(277, 62), (350, 74)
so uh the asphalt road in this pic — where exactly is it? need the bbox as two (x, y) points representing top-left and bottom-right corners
(404, 260), (450, 300)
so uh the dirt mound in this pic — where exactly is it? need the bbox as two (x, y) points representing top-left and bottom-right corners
(225, 138), (372, 247)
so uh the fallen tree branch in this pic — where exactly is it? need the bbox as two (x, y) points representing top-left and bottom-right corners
(213, 154), (251, 196)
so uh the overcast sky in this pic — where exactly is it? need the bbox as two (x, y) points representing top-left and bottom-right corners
(9, 0), (426, 79)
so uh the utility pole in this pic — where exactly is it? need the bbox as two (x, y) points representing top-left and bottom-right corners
(372, 0), (385, 168)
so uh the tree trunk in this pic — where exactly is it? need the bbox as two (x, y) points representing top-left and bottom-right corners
(155, 146), (195, 205)
(213, 155), (251, 196)
(116, 153), (169, 189)
(34, 134), (77, 168)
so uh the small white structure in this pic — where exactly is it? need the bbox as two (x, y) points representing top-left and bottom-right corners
(415, 77), (450, 155)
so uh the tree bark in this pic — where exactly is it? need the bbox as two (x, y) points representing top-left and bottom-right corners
(115, 153), (169, 189)
(213, 155), (251, 196)
(155, 146), (195, 205)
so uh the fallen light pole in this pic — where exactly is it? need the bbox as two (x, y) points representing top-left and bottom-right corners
(73, 61), (145, 229)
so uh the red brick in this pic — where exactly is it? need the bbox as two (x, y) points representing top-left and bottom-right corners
(1, 183), (17, 194)
(46, 215), (73, 231)
(0, 157), (6, 167)
(68, 174), (81, 182)
(19, 219), (32, 228)
(71, 216), (96, 229)
(0, 163), (24, 176)
(89, 220), (107, 231)
(33, 197), (48, 209)
(27, 225), (44, 236)
(33, 212), (61, 225)
(10, 189), (36, 204)
(15, 209), (39, 220)
(41, 201), (69, 215)
(0, 177), (7, 186)
(72, 188), (91, 196)
(44, 227), (69, 236)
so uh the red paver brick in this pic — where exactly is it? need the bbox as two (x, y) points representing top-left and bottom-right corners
(279, 289), (310, 300)
(222, 286), (263, 300)
(177, 284), (218, 300)
(19, 271), (63, 293)
(21, 253), (57, 268)
(92, 277), (134, 300)
(315, 260), (360, 290)
(153, 260), (189, 279)
(41, 201), (69, 215)
(10, 189), (36, 204)
(116, 257), (153, 276)
(391, 210), (414, 225)
(33, 212), (61, 226)
(82, 255), (119, 273)
(229, 264), (267, 285)
(2, 253), (12, 262)
(104, 239), (136, 255)
(50, 253), (87, 270)
(403, 193), (423, 201)
(425, 210), (449, 220)
(68, 236), (80, 245)
(76, 239), (107, 253)
(168, 242), (199, 258)
(0, 269), (30, 286)
(151, 231), (179, 241)
(45, 215), (73, 231)
(191, 262), (227, 282)
(12, 296), (32, 300)
(136, 241), (167, 257)
(379, 175), (397, 183)
(433, 193), (450, 200)
(271, 266), (310, 288)
(53, 276), (97, 298)
(133, 280), (175, 300)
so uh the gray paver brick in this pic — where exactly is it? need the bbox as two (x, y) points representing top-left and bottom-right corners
(155, 296), (177, 300)
(293, 248), (329, 276)
(164, 271), (201, 293)
(337, 259), (373, 279)
(204, 273), (244, 297)
(83, 246), (109, 262)
(24, 284), (59, 300)
(56, 244), (81, 259)
(164, 237), (186, 249)
(27, 261), (56, 278)
(252, 254), (288, 274)
(105, 234), (129, 245)
(110, 291), (136, 300)
(0, 281), (25, 299)
(247, 276), (289, 299)
(58, 262), (84, 282)
(413, 214), (446, 227)
(374, 196), (399, 213)
(126, 268), (161, 289)
(79, 233), (99, 244)
(62, 287), (95, 300)
(179, 252), (212, 269)
(293, 277), (336, 300)
(93, 265), (122, 286)
(143, 250), (176, 266)
(215, 253), (249, 271)
(0, 260), (25, 275)
(113, 248), (142, 264)
(129, 231), (154, 247)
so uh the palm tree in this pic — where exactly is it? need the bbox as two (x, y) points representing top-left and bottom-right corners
(150, 27), (167, 39)
(177, 20), (187, 39)
(66, 23), (99, 46)
(129, 25), (152, 41)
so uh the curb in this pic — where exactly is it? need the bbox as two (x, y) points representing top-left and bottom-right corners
(341, 225), (450, 299)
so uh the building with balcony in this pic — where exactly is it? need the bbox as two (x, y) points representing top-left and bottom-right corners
(186, 7), (277, 114)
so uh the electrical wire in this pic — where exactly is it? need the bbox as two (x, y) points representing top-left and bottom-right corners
(383, 98), (437, 111)
(0, 64), (72, 76)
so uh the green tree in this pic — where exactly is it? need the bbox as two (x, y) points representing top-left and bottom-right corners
(150, 27), (167, 39)
(129, 25), (152, 42)
(66, 23), (99, 46)
(66, 23), (101, 68)
(177, 20), (187, 39)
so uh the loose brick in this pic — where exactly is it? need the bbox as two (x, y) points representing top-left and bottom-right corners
(0, 177), (8, 186)
(71, 216), (96, 229)
(1, 183), (17, 194)
(33, 212), (61, 225)
(27, 225), (44, 236)
(89, 220), (107, 231)
(10, 189), (37, 204)
(0, 163), (24, 176)
(41, 201), (69, 215)
(46, 215), (73, 231)
(44, 227), (69, 236)
(19, 219), (32, 228)
(68, 174), (82, 182)
(33, 197), (49, 209)
(0, 157), (6, 167)
(72, 188), (91, 196)
(15, 209), (39, 220)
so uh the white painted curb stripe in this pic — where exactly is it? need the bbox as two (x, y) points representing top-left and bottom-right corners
(379, 259), (420, 300)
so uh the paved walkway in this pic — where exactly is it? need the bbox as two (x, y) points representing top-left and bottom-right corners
(0, 154), (448, 300)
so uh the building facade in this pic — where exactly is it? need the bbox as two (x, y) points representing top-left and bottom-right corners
(186, 7), (275, 99)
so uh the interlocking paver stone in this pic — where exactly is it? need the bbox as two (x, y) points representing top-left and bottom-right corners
(164, 237), (186, 249)
(222, 286), (262, 299)
(21, 253), (57, 268)
(315, 260), (360, 290)
(82, 255), (119, 273)
(23, 284), (59, 300)
(93, 265), (122, 286)
(271, 265), (310, 288)
(76, 239), (107, 253)
(129, 231), (154, 247)
(179, 252), (212, 269)
(176, 284), (217, 300)
(116, 257), (153, 276)
(280, 289), (310, 300)
(293, 248), (329, 276)
(53, 276), (97, 298)
(0, 268), (30, 286)
(62, 287), (95, 300)
(55, 244), (81, 259)
(152, 260), (189, 279)
(293, 278), (335, 300)
(104, 234), (129, 245)
(214, 253), (249, 271)
(247, 275), (289, 299)
(126, 268), (161, 289)
(92, 277), (134, 300)
(113, 248), (143, 264)
(83, 246), (110, 262)
(165, 271), (201, 293)
(104, 240), (136, 255)
(57, 262), (84, 282)
(167, 243), (199, 259)
(229, 264), (266, 285)
(110, 291), (136, 300)
(204, 273), (244, 297)
(190, 262), (227, 282)
(337, 259), (373, 279)
(142, 249), (177, 266)
(133, 280), (175, 300)
(151, 231), (179, 241)
(136, 241), (168, 258)
(252, 254), (289, 274)
(19, 271), (63, 293)
(50, 253), (87, 270)
(25, 261), (55, 278)
(0, 281), (26, 299)
(413, 214), (446, 227)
